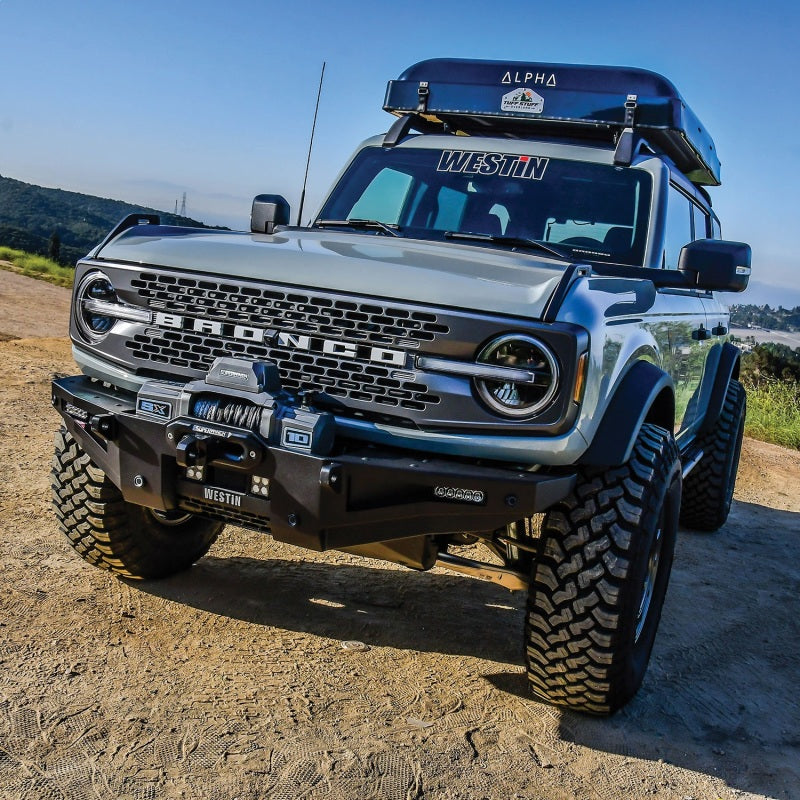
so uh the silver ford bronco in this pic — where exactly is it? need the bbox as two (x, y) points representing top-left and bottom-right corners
(51, 59), (751, 714)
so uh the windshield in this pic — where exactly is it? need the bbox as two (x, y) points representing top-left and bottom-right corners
(317, 146), (652, 266)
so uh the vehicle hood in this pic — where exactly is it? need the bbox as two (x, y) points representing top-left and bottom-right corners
(95, 225), (567, 320)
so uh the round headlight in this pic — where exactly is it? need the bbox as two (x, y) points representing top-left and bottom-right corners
(475, 334), (559, 418)
(75, 271), (117, 342)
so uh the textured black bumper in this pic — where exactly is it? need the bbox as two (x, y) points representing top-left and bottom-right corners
(52, 375), (575, 552)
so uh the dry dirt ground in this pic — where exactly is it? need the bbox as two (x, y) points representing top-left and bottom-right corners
(0, 270), (798, 800)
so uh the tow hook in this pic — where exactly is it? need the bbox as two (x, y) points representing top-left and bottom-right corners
(89, 413), (117, 440)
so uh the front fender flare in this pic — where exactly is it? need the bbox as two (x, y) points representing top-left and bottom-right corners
(578, 361), (675, 467)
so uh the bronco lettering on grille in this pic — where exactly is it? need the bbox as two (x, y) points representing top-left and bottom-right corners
(152, 312), (407, 367)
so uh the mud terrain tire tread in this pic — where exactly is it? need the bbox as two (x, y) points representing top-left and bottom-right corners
(525, 423), (681, 715)
(52, 426), (222, 579)
(680, 379), (746, 532)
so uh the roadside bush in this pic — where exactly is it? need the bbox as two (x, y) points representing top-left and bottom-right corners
(742, 376), (800, 450)
(0, 246), (74, 287)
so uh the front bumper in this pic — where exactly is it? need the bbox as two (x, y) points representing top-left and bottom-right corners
(52, 370), (576, 556)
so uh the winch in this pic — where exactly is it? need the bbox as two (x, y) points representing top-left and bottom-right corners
(135, 357), (337, 475)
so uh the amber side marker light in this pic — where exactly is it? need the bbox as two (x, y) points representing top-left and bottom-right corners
(573, 352), (589, 404)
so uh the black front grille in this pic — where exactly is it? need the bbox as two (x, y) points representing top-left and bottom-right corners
(125, 328), (440, 412)
(125, 273), (445, 413)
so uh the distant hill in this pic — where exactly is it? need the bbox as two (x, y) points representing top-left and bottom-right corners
(0, 174), (213, 266)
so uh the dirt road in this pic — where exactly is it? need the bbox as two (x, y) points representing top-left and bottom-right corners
(0, 271), (798, 800)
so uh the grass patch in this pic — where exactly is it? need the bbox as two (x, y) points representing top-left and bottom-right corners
(0, 246), (74, 287)
(743, 377), (800, 450)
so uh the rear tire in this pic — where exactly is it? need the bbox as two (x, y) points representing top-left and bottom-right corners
(52, 426), (222, 579)
(680, 379), (746, 532)
(525, 423), (681, 715)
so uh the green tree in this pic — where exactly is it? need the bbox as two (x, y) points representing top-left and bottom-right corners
(48, 230), (61, 263)
(741, 343), (800, 386)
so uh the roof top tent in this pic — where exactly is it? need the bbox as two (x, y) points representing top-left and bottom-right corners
(383, 58), (720, 187)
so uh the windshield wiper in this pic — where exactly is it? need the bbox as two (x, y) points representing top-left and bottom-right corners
(315, 218), (401, 237)
(444, 231), (572, 261)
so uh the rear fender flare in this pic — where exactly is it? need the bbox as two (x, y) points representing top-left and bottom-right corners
(699, 342), (741, 435)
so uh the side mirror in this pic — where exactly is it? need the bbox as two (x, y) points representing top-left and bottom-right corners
(251, 194), (290, 234)
(679, 239), (751, 293)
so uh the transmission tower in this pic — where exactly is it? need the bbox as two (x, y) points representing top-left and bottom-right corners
(179, 192), (186, 217)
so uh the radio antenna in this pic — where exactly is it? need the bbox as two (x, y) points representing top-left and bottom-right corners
(297, 61), (326, 226)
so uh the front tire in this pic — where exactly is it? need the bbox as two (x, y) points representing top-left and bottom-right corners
(525, 423), (681, 715)
(52, 427), (222, 579)
(680, 379), (746, 531)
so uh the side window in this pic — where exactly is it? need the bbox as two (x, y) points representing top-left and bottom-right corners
(692, 203), (709, 240)
(711, 217), (721, 239)
(348, 168), (413, 224)
(663, 184), (693, 269)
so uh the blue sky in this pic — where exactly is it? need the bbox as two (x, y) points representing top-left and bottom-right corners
(1, 0), (798, 306)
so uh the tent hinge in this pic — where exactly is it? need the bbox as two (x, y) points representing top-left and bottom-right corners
(624, 93), (638, 126)
(416, 81), (429, 113)
(614, 94), (639, 166)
